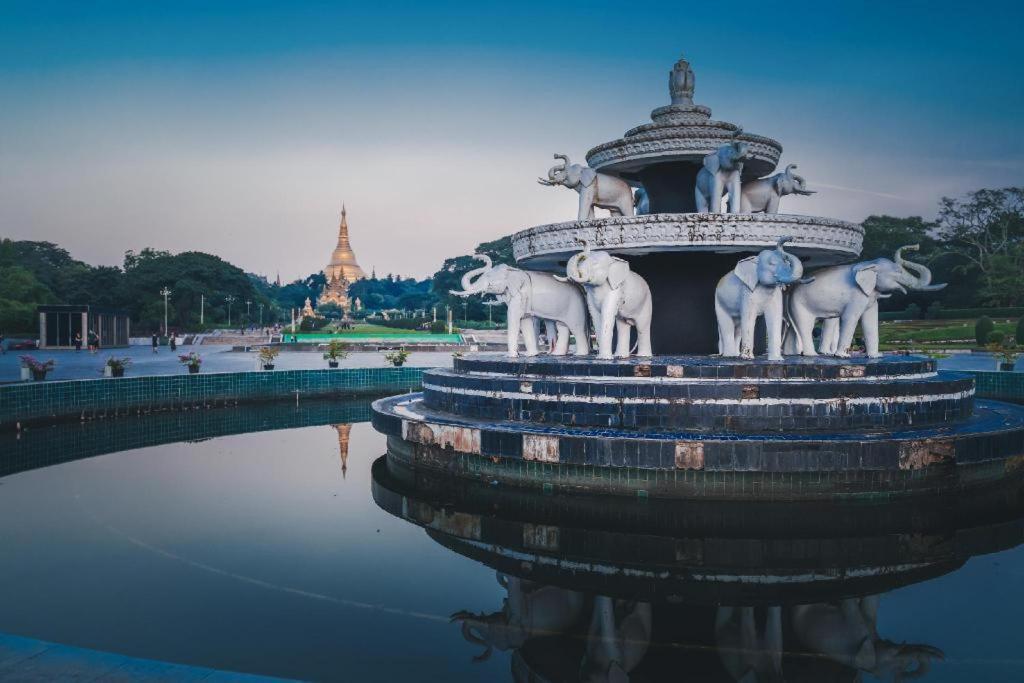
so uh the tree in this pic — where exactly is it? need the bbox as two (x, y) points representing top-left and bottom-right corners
(935, 188), (1024, 307)
(0, 266), (55, 332)
(429, 235), (514, 321)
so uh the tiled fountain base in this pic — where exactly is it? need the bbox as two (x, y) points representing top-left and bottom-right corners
(371, 354), (1024, 501)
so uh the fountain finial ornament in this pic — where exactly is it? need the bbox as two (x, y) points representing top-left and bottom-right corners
(669, 55), (695, 106)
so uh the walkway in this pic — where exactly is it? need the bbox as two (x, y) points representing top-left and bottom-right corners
(1, 346), (454, 383)
(0, 632), (292, 681)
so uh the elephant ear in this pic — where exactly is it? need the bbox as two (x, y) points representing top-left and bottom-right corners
(509, 270), (531, 295)
(703, 152), (721, 174)
(853, 265), (878, 296)
(733, 256), (759, 291)
(580, 167), (597, 187)
(608, 258), (630, 289)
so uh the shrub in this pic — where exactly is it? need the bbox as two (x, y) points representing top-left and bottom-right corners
(299, 316), (327, 332)
(932, 307), (1024, 320)
(1017, 318), (1024, 345)
(987, 331), (1005, 345)
(904, 303), (921, 319)
(384, 349), (410, 366)
(976, 316), (995, 346)
(429, 320), (448, 334)
(925, 301), (943, 320)
(323, 339), (349, 361)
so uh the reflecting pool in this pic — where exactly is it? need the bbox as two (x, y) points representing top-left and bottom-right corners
(1, 399), (1024, 681)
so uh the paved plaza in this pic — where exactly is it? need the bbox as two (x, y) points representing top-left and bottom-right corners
(1, 344), (454, 383)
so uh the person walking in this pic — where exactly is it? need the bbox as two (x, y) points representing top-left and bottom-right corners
(87, 329), (99, 354)
(73, 332), (82, 351)
(152, 332), (159, 354)
(169, 332), (177, 352)
(0, 331), (5, 354)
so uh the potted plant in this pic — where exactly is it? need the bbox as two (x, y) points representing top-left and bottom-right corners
(257, 346), (280, 370)
(323, 339), (349, 368)
(989, 336), (1019, 371)
(178, 352), (203, 374)
(104, 357), (132, 378)
(21, 355), (55, 381)
(384, 348), (410, 367)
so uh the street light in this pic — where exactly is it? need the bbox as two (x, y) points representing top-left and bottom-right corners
(225, 295), (236, 326)
(200, 293), (205, 326)
(159, 287), (172, 336)
(258, 303), (264, 326)
(484, 299), (501, 324)
(245, 300), (252, 320)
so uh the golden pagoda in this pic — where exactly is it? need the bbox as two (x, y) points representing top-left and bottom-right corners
(319, 204), (366, 311)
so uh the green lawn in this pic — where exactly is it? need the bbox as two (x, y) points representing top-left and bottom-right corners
(879, 319), (1018, 344)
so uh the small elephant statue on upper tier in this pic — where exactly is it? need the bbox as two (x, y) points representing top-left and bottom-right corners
(741, 163), (816, 213)
(695, 132), (749, 213)
(715, 236), (810, 361)
(450, 255), (590, 358)
(538, 154), (635, 221)
(786, 245), (946, 358)
(559, 243), (653, 359)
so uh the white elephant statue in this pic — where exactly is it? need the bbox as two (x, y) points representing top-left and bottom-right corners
(715, 237), (810, 361)
(450, 573), (586, 662)
(538, 154), (635, 221)
(715, 606), (783, 682)
(740, 163), (816, 214)
(559, 243), (653, 359)
(695, 132), (749, 213)
(450, 255), (590, 358)
(792, 596), (944, 681)
(580, 596), (652, 683)
(633, 186), (650, 215)
(786, 245), (946, 358)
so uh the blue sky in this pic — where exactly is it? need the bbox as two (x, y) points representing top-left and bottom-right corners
(2, 1), (1022, 278)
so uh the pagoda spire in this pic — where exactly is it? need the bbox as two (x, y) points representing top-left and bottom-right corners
(337, 202), (351, 250)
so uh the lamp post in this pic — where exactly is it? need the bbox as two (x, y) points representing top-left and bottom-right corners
(245, 300), (252, 323)
(159, 287), (171, 336)
(484, 299), (500, 324)
(258, 303), (264, 327)
(200, 294), (205, 326)
(225, 295), (236, 326)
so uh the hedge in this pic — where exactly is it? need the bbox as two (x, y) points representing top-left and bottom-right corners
(881, 307), (1024, 321)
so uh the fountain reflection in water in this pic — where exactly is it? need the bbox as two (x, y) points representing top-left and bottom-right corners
(372, 453), (1024, 681)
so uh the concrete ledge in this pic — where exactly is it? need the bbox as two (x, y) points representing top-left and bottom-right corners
(0, 631), (291, 681)
(0, 367), (425, 430)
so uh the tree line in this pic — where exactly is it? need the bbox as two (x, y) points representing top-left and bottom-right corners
(1, 187), (1020, 334)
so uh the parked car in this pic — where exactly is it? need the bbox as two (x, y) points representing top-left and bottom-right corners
(8, 339), (38, 351)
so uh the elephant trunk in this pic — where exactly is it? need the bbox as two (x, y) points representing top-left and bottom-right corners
(566, 240), (592, 282)
(895, 245), (947, 291)
(544, 154), (569, 183)
(450, 255), (492, 297)
(775, 236), (806, 284)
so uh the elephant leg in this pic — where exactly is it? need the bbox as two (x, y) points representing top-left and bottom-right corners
(836, 307), (863, 357)
(738, 300), (758, 359)
(570, 320), (590, 355)
(577, 192), (591, 221)
(544, 319), (558, 353)
(861, 303), (881, 357)
(712, 177), (723, 213)
(791, 304), (817, 357)
(507, 303), (524, 357)
(695, 184), (709, 213)
(597, 301), (617, 359)
(553, 322), (570, 356)
(728, 175), (742, 213)
(521, 316), (540, 357)
(764, 291), (783, 361)
(715, 299), (739, 356)
(634, 311), (653, 357)
(819, 318), (839, 355)
(614, 319), (631, 358)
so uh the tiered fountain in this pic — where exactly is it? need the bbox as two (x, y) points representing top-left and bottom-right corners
(372, 55), (1024, 501)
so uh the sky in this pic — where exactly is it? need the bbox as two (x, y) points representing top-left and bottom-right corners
(1, 1), (1022, 281)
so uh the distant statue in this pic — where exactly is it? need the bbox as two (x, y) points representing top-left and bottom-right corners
(538, 154), (635, 221)
(695, 131), (749, 214)
(633, 186), (650, 215)
(669, 55), (696, 106)
(741, 164), (816, 214)
(301, 297), (316, 318)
